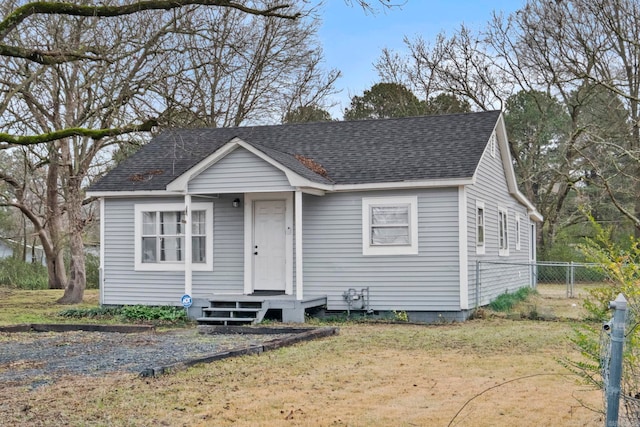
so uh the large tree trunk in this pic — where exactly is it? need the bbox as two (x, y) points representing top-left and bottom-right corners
(57, 229), (85, 304)
(45, 145), (68, 289)
(57, 155), (87, 304)
(46, 250), (68, 289)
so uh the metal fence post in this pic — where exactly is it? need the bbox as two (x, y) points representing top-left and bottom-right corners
(570, 261), (575, 298)
(566, 262), (570, 298)
(606, 293), (628, 427)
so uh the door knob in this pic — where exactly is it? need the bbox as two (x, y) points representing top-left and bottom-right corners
(254, 251), (258, 255)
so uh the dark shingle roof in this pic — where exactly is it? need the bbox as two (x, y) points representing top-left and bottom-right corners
(89, 110), (501, 192)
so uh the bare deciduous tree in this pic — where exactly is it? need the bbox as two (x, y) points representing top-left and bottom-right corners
(0, 0), (341, 303)
(375, 0), (640, 252)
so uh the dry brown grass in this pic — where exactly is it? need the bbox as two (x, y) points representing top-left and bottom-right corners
(0, 286), (604, 426)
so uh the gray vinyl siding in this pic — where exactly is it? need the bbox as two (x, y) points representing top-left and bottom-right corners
(102, 194), (244, 306)
(188, 148), (293, 193)
(301, 188), (461, 311)
(466, 138), (532, 307)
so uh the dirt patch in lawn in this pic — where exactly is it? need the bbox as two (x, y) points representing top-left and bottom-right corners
(0, 325), (337, 387)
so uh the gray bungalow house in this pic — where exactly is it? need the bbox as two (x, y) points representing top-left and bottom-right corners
(88, 110), (541, 323)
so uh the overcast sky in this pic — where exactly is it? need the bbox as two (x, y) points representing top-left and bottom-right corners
(318, 1), (525, 119)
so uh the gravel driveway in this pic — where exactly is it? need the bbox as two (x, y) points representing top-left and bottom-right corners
(0, 326), (333, 389)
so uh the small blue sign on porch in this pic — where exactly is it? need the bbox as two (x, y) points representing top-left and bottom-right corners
(181, 294), (193, 308)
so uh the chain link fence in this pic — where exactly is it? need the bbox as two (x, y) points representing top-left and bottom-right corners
(475, 260), (605, 307)
(478, 260), (640, 426)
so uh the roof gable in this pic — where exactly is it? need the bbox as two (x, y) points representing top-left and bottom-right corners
(167, 138), (333, 192)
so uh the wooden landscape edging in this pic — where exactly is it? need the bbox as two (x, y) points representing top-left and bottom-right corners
(0, 323), (155, 333)
(138, 326), (339, 378)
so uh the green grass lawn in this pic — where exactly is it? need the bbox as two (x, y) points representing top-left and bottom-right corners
(0, 287), (100, 325)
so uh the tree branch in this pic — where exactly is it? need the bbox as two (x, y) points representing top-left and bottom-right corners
(0, 43), (102, 65)
(0, 118), (158, 147)
(0, 1), (298, 40)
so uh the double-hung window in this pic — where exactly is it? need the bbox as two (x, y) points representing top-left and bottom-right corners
(476, 200), (485, 254)
(498, 206), (509, 256)
(362, 196), (418, 255)
(135, 203), (213, 271)
(515, 213), (521, 251)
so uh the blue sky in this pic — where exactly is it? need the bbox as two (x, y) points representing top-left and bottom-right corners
(318, 1), (524, 118)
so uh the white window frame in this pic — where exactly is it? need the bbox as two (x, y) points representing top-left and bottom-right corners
(362, 196), (418, 256)
(515, 213), (521, 251)
(134, 202), (213, 271)
(498, 206), (509, 256)
(476, 200), (485, 255)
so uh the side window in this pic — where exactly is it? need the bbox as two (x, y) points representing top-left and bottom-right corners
(362, 196), (418, 256)
(515, 213), (521, 251)
(476, 201), (485, 255)
(498, 206), (509, 256)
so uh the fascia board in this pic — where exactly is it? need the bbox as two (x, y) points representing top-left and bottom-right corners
(494, 114), (544, 223)
(332, 178), (474, 192)
(86, 190), (182, 198)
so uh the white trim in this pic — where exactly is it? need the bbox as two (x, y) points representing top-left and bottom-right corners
(493, 115), (543, 222)
(91, 178), (475, 199)
(362, 196), (419, 256)
(498, 205), (510, 257)
(334, 178), (474, 192)
(297, 187), (326, 196)
(99, 198), (105, 305)
(295, 190), (304, 300)
(458, 187), (469, 310)
(475, 200), (486, 255)
(87, 179), (476, 201)
(86, 190), (182, 198)
(184, 195), (192, 296)
(134, 202), (213, 271)
(243, 192), (294, 295)
(489, 132), (496, 158)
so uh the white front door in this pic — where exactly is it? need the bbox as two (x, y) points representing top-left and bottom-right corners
(253, 200), (287, 291)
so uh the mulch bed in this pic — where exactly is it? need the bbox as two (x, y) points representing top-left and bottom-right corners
(0, 324), (338, 389)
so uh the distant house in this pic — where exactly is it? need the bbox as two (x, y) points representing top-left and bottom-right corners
(0, 238), (46, 266)
(87, 111), (541, 323)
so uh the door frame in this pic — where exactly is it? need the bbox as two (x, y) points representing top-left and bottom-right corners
(243, 192), (294, 295)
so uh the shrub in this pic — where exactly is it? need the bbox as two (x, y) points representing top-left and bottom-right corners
(0, 257), (48, 289)
(58, 305), (189, 324)
(563, 217), (640, 421)
(84, 253), (100, 289)
(489, 287), (534, 312)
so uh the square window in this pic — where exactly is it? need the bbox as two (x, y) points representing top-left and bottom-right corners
(362, 197), (418, 256)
